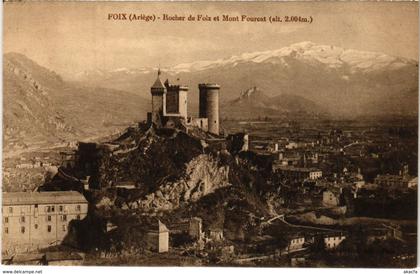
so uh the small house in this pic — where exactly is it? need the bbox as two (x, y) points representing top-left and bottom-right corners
(209, 228), (224, 242)
(322, 189), (341, 207)
(287, 236), (305, 251)
(323, 233), (346, 249)
(408, 177), (417, 189)
(146, 220), (170, 253)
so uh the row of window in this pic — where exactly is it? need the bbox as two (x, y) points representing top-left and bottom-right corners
(4, 214), (80, 224)
(45, 215), (69, 222)
(327, 242), (338, 248)
(325, 236), (344, 242)
(5, 204), (82, 214)
(291, 238), (304, 244)
(46, 205), (81, 212)
(4, 224), (67, 234)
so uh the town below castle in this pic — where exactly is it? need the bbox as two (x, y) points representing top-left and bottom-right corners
(2, 70), (417, 267)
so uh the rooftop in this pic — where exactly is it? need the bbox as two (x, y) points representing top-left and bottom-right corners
(151, 69), (165, 90)
(198, 83), (220, 89)
(151, 76), (165, 90)
(164, 79), (189, 91)
(148, 219), (170, 233)
(3, 191), (87, 206)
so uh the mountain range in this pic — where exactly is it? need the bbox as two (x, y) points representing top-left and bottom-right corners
(4, 41), (418, 150)
(3, 53), (148, 152)
(69, 41), (418, 117)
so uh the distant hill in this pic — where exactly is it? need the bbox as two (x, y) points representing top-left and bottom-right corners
(3, 53), (149, 151)
(221, 86), (326, 120)
(4, 53), (74, 149)
(70, 41), (418, 118)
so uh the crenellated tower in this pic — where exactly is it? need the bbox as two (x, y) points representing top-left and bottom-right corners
(165, 81), (188, 119)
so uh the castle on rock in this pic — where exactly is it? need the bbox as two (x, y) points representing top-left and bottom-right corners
(147, 69), (221, 135)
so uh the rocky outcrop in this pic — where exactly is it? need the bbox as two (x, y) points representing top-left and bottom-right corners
(4, 54), (75, 150)
(3, 53), (149, 152)
(91, 129), (204, 189)
(132, 154), (230, 211)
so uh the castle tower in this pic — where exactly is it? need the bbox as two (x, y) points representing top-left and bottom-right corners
(150, 69), (166, 124)
(199, 83), (220, 135)
(165, 81), (188, 119)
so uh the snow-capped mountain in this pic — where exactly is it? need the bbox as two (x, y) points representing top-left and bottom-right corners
(69, 41), (418, 117)
(73, 67), (152, 80)
(168, 41), (416, 74)
(71, 41), (416, 78)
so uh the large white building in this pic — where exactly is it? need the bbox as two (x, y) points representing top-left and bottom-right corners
(2, 191), (88, 254)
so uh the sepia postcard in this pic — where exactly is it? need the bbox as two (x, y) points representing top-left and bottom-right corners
(2, 1), (418, 270)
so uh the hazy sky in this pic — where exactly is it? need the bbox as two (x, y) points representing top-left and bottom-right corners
(4, 2), (418, 76)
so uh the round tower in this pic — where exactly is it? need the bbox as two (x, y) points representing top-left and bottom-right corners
(199, 83), (220, 135)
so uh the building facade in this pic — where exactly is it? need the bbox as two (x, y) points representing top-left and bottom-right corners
(322, 190), (341, 207)
(272, 166), (323, 181)
(165, 80), (188, 119)
(287, 236), (305, 251)
(323, 234), (346, 249)
(374, 174), (412, 189)
(2, 191), (88, 254)
(146, 220), (169, 253)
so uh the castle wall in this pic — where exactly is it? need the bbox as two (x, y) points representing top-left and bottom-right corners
(178, 89), (188, 118)
(199, 87), (207, 118)
(165, 85), (188, 119)
(190, 118), (208, 132)
(165, 90), (179, 114)
(152, 94), (165, 115)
